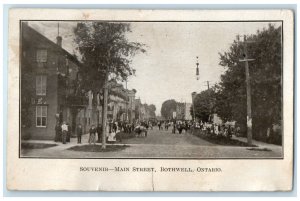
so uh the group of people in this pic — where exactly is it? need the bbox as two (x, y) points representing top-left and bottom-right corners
(55, 121), (85, 144)
(155, 120), (240, 139)
(193, 121), (239, 138)
(134, 121), (152, 137)
(54, 119), (154, 145)
(86, 121), (127, 145)
(157, 120), (192, 134)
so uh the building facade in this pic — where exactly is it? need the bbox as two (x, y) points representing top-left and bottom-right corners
(174, 102), (192, 120)
(21, 23), (145, 141)
(21, 22), (82, 140)
(184, 103), (193, 120)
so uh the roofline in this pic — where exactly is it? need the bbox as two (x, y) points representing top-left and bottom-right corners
(22, 22), (82, 67)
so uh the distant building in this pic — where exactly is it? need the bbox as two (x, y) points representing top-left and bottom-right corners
(127, 89), (136, 123)
(184, 103), (193, 120)
(174, 102), (192, 120)
(176, 102), (185, 120)
(134, 98), (142, 122)
(107, 81), (129, 121)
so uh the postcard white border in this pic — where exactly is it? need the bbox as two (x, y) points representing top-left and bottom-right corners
(7, 9), (294, 191)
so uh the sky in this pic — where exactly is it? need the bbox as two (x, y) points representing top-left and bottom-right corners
(29, 21), (281, 116)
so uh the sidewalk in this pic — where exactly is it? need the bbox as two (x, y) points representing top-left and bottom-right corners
(22, 133), (127, 151)
(232, 135), (282, 149)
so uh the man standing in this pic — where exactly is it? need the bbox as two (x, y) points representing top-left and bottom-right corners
(77, 124), (83, 144)
(54, 122), (61, 142)
(172, 121), (176, 134)
(89, 125), (96, 145)
(97, 124), (102, 143)
(66, 123), (71, 143)
(61, 121), (68, 144)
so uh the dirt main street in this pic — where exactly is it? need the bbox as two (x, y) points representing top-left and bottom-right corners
(21, 127), (282, 158)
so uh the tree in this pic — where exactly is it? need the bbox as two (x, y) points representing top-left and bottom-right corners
(73, 22), (145, 148)
(217, 24), (282, 142)
(73, 22), (145, 92)
(161, 99), (177, 119)
(148, 104), (156, 118)
(193, 88), (216, 122)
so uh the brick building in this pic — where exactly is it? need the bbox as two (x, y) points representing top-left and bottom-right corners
(21, 22), (143, 141)
(21, 22), (82, 140)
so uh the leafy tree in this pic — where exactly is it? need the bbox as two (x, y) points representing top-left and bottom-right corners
(217, 24), (282, 142)
(73, 22), (146, 92)
(193, 88), (216, 122)
(148, 104), (156, 118)
(161, 99), (177, 119)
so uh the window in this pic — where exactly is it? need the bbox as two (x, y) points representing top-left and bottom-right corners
(36, 106), (47, 127)
(36, 75), (46, 96)
(36, 49), (47, 63)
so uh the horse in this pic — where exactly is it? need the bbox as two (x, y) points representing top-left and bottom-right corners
(134, 125), (148, 138)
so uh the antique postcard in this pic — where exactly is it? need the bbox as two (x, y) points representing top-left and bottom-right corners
(7, 9), (294, 191)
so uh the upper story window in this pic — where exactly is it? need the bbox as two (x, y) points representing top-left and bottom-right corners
(36, 75), (47, 96)
(36, 49), (47, 64)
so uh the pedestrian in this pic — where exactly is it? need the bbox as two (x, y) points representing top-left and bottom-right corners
(236, 126), (241, 137)
(214, 124), (219, 136)
(54, 122), (61, 142)
(89, 125), (96, 145)
(66, 123), (71, 143)
(212, 123), (215, 135)
(112, 121), (117, 133)
(177, 122), (183, 134)
(116, 125), (122, 142)
(76, 124), (83, 144)
(61, 121), (68, 144)
(227, 125), (232, 138)
(108, 126), (117, 144)
(158, 121), (161, 130)
(172, 121), (176, 134)
(97, 124), (102, 143)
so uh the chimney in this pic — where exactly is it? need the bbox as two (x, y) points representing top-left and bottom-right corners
(56, 36), (62, 47)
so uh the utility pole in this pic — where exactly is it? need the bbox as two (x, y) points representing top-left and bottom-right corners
(125, 79), (129, 122)
(101, 47), (113, 149)
(238, 35), (255, 146)
(192, 56), (199, 122)
(191, 92), (197, 122)
(204, 81), (212, 122)
(204, 81), (211, 90)
(207, 81), (211, 121)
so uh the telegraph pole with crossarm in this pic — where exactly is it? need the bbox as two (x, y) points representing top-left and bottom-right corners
(238, 35), (255, 146)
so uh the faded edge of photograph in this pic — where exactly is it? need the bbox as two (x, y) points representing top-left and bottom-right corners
(20, 20), (283, 159)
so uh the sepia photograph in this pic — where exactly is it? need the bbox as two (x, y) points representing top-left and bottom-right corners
(6, 8), (294, 192)
(20, 20), (283, 159)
